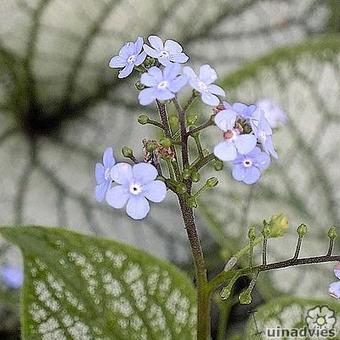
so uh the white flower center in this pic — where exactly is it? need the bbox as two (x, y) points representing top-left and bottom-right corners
(104, 168), (111, 181)
(158, 80), (169, 89)
(129, 183), (142, 195)
(159, 50), (169, 58)
(197, 81), (208, 92)
(127, 55), (136, 64)
(243, 159), (253, 168)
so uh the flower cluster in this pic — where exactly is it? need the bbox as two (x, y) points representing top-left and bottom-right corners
(213, 101), (278, 184)
(329, 262), (340, 299)
(95, 148), (166, 220)
(102, 35), (284, 219)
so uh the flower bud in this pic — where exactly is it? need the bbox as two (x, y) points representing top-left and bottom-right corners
(220, 286), (232, 300)
(145, 142), (156, 153)
(262, 223), (271, 238)
(176, 183), (187, 194)
(191, 171), (201, 183)
(206, 177), (218, 188)
(248, 227), (257, 242)
(212, 159), (223, 171)
(122, 146), (133, 158)
(160, 138), (172, 148)
(239, 290), (252, 305)
(187, 112), (198, 126)
(182, 168), (191, 180)
(144, 56), (155, 67)
(265, 213), (289, 238)
(135, 80), (145, 90)
(138, 114), (149, 125)
(297, 223), (307, 237)
(328, 226), (337, 240)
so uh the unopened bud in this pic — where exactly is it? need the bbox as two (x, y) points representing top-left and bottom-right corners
(135, 80), (145, 90)
(297, 223), (307, 237)
(213, 159), (223, 171)
(206, 177), (218, 188)
(262, 223), (271, 238)
(220, 286), (232, 300)
(328, 226), (337, 240)
(191, 171), (201, 183)
(138, 114), (149, 125)
(248, 227), (257, 242)
(239, 290), (252, 305)
(182, 168), (191, 180)
(122, 146), (133, 158)
(265, 213), (289, 238)
(160, 138), (172, 148)
(144, 56), (155, 67)
(145, 142), (156, 153)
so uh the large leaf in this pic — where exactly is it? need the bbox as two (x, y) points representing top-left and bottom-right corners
(0, 0), (331, 262)
(0, 226), (197, 339)
(245, 296), (340, 339)
(200, 35), (340, 298)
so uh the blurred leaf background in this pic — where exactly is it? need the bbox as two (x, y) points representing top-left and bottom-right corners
(0, 0), (339, 339)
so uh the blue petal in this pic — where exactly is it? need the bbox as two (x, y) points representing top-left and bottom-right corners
(141, 72), (159, 87)
(111, 163), (133, 185)
(106, 185), (129, 208)
(207, 84), (225, 97)
(95, 181), (110, 202)
(253, 151), (271, 170)
(214, 141), (237, 161)
(329, 281), (340, 299)
(168, 75), (188, 93)
(170, 53), (189, 64)
(135, 51), (146, 66)
(143, 44), (159, 58)
(164, 63), (180, 80)
(143, 180), (167, 202)
(164, 39), (183, 53)
(138, 88), (156, 106)
(109, 55), (126, 68)
(103, 147), (115, 169)
(126, 195), (150, 220)
(155, 89), (175, 101)
(183, 66), (196, 80)
(232, 164), (246, 181)
(95, 163), (105, 184)
(119, 42), (134, 59)
(201, 92), (219, 106)
(134, 36), (144, 54)
(214, 109), (236, 131)
(199, 64), (217, 84)
(0, 265), (23, 289)
(132, 163), (158, 185)
(118, 64), (134, 78)
(234, 134), (257, 154)
(147, 66), (163, 82)
(148, 35), (163, 50)
(335, 264), (340, 279)
(243, 167), (261, 184)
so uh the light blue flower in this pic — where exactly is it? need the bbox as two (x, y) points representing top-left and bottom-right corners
(0, 265), (23, 289)
(223, 101), (257, 119)
(95, 147), (116, 202)
(143, 35), (188, 66)
(138, 63), (187, 105)
(106, 162), (167, 220)
(231, 147), (270, 185)
(109, 37), (146, 78)
(183, 64), (225, 106)
(256, 99), (288, 128)
(329, 263), (340, 299)
(213, 109), (257, 161)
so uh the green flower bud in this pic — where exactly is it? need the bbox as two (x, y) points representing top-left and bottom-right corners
(239, 290), (252, 305)
(248, 227), (257, 242)
(122, 146), (133, 158)
(328, 226), (337, 240)
(206, 177), (218, 188)
(176, 183), (187, 194)
(265, 213), (289, 238)
(144, 56), (155, 67)
(213, 159), (224, 171)
(145, 142), (156, 153)
(160, 138), (172, 148)
(297, 223), (307, 237)
(138, 114), (149, 125)
(182, 168), (192, 180)
(262, 223), (271, 238)
(220, 286), (232, 300)
(191, 171), (201, 183)
(187, 112), (198, 125)
(135, 80), (145, 90)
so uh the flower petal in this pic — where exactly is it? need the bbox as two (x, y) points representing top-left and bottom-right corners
(232, 164), (246, 181)
(243, 167), (261, 184)
(170, 52), (189, 64)
(148, 35), (163, 50)
(234, 134), (257, 154)
(164, 39), (182, 53)
(329, 281), (340, 299)
(208, 84), (225, 96)
(138, 88), (156, 106)
(134, 36), (144, 54)
(168, 75), (188, 93)
(183, 66), (196, 79)
(133, 163), (158, 184)
(199, 64), (217, 84)
(155, 89), (175, 101)
(126, 195), (150, 220)
(214, 141), (237, 161)
(147, 66), (163, 82)
(103, 147), (115, 169)
(143, 180), (166, 202)
(253, 151), (271, 170)
(106, 185), (129, 208)
(143, 44), (159, 58)
(141, 72), (159, 87)
(109, 55), (126, 68)
(0, 265), (23, 289)
(95, 163), (105, 184)
(118, 64), (134, 78)
(214, 109), (236, 131)
(164, 63), (180, 80)
(135, 51), (146, 66)
(201, 92), (220, 106)
(334, 263), (340, 279)
(111, 163), (133, 185)
(95, 181), (110, 202)
(119, 42), (134, 58)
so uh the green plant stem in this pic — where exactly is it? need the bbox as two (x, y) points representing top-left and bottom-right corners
(188, 118), (214, 136)
(192, 153), (215, 171)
